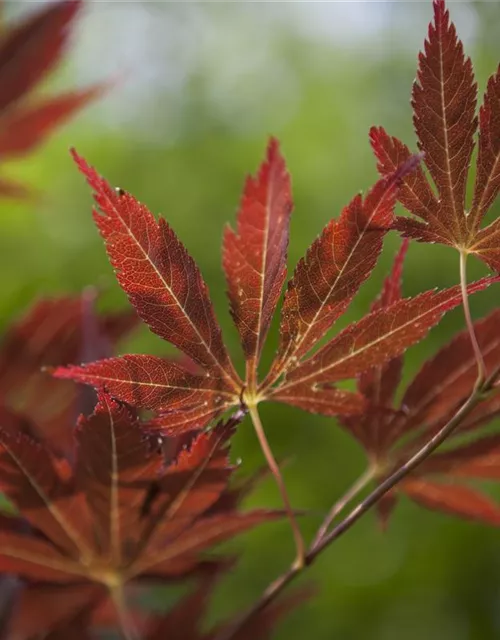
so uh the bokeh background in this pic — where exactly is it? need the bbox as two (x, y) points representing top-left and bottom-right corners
(3, 1), (500, 638)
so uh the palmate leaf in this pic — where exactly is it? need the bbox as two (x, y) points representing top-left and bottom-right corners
(0, 0), (102, 197)
(6, 561), (310, 640)
(54, 135), (498, 569)
(370, 0), (500, 270)
(0, 294), (137, 456)
(70, 150), (240, 390)
(0, 393), (277, 607)
(57, 141), (498, 436)
(339, 246), (500, 528)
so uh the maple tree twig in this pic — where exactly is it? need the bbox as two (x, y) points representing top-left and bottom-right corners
(248, 404), (306, 568)
(312, 465), (375, 548)
(219, 367), (500, 640)
(460, 250), (486, 383)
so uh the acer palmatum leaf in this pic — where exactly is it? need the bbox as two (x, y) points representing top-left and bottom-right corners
(66, 144), (425, 426)
(0, 394), (278, 616)
(67, 142), (429, 564)
(357, 239), (408, 413)
(223, 137), (292, 389)
(0, 87), (105, 159)
(0, 1), (102, 197)
(340, 241), (408, 456)
(415, 434), (500, 480)
(370, 0), (500, 271)
(0, 295), (137, 456)
(470, 66), (500, 233)
(0, 0), (80, 112)
(70, 149), (240, 391)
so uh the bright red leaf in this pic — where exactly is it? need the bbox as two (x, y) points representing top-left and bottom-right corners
(71, 150), (240, 391)
(370, 0), (500, 270)
(58, 144), (462, 435)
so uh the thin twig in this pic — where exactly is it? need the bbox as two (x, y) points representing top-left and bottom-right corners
(312, 466), (375, 549)
(248, 404), (305, 568)
(218, 367), (500, 640)
(460, 250), (486, 383)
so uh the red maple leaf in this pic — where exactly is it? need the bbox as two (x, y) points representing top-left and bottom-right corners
(339, 241), (500, 527)
(370, 0), (500, 271)
(53, 136), (498, 562)
(0, 0), (102, 198)
(54, 143), (495, 432)
(0, 293), (137, 456)
(4, 560), (311, 640)
(0, 393), (277, 637)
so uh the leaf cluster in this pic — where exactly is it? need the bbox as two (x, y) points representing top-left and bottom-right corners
(2, 1), (500, 638)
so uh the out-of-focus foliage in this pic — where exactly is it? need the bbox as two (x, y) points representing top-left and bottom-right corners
(2, 2), (500, 638)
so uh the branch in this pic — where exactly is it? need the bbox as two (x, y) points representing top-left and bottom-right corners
(311, 466), (375, 548)
(217, 366), (500, 640)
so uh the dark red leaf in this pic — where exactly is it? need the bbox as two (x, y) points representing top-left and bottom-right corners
(0, 424), (93, 557)
(412, 0), (476, 242)
(0, 87), (105, 158)
(0, 394), (278, 590)
(75, 394), (162, 559)
(371, 1), (500, 269)
(0, 0), (81, 112)
(369, 127), (439, 231)
(6, 584), (104, 640)
(270, 384), (365, 417)
(223, 138), (292, 376)
(71, 150), (239, 390)
(402, 478), (500, 526)
(357, 240), (408, 406)
(0, 296), (137, 455)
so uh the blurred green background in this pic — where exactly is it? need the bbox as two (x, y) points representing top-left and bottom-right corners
(3, 1), (500, 638)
